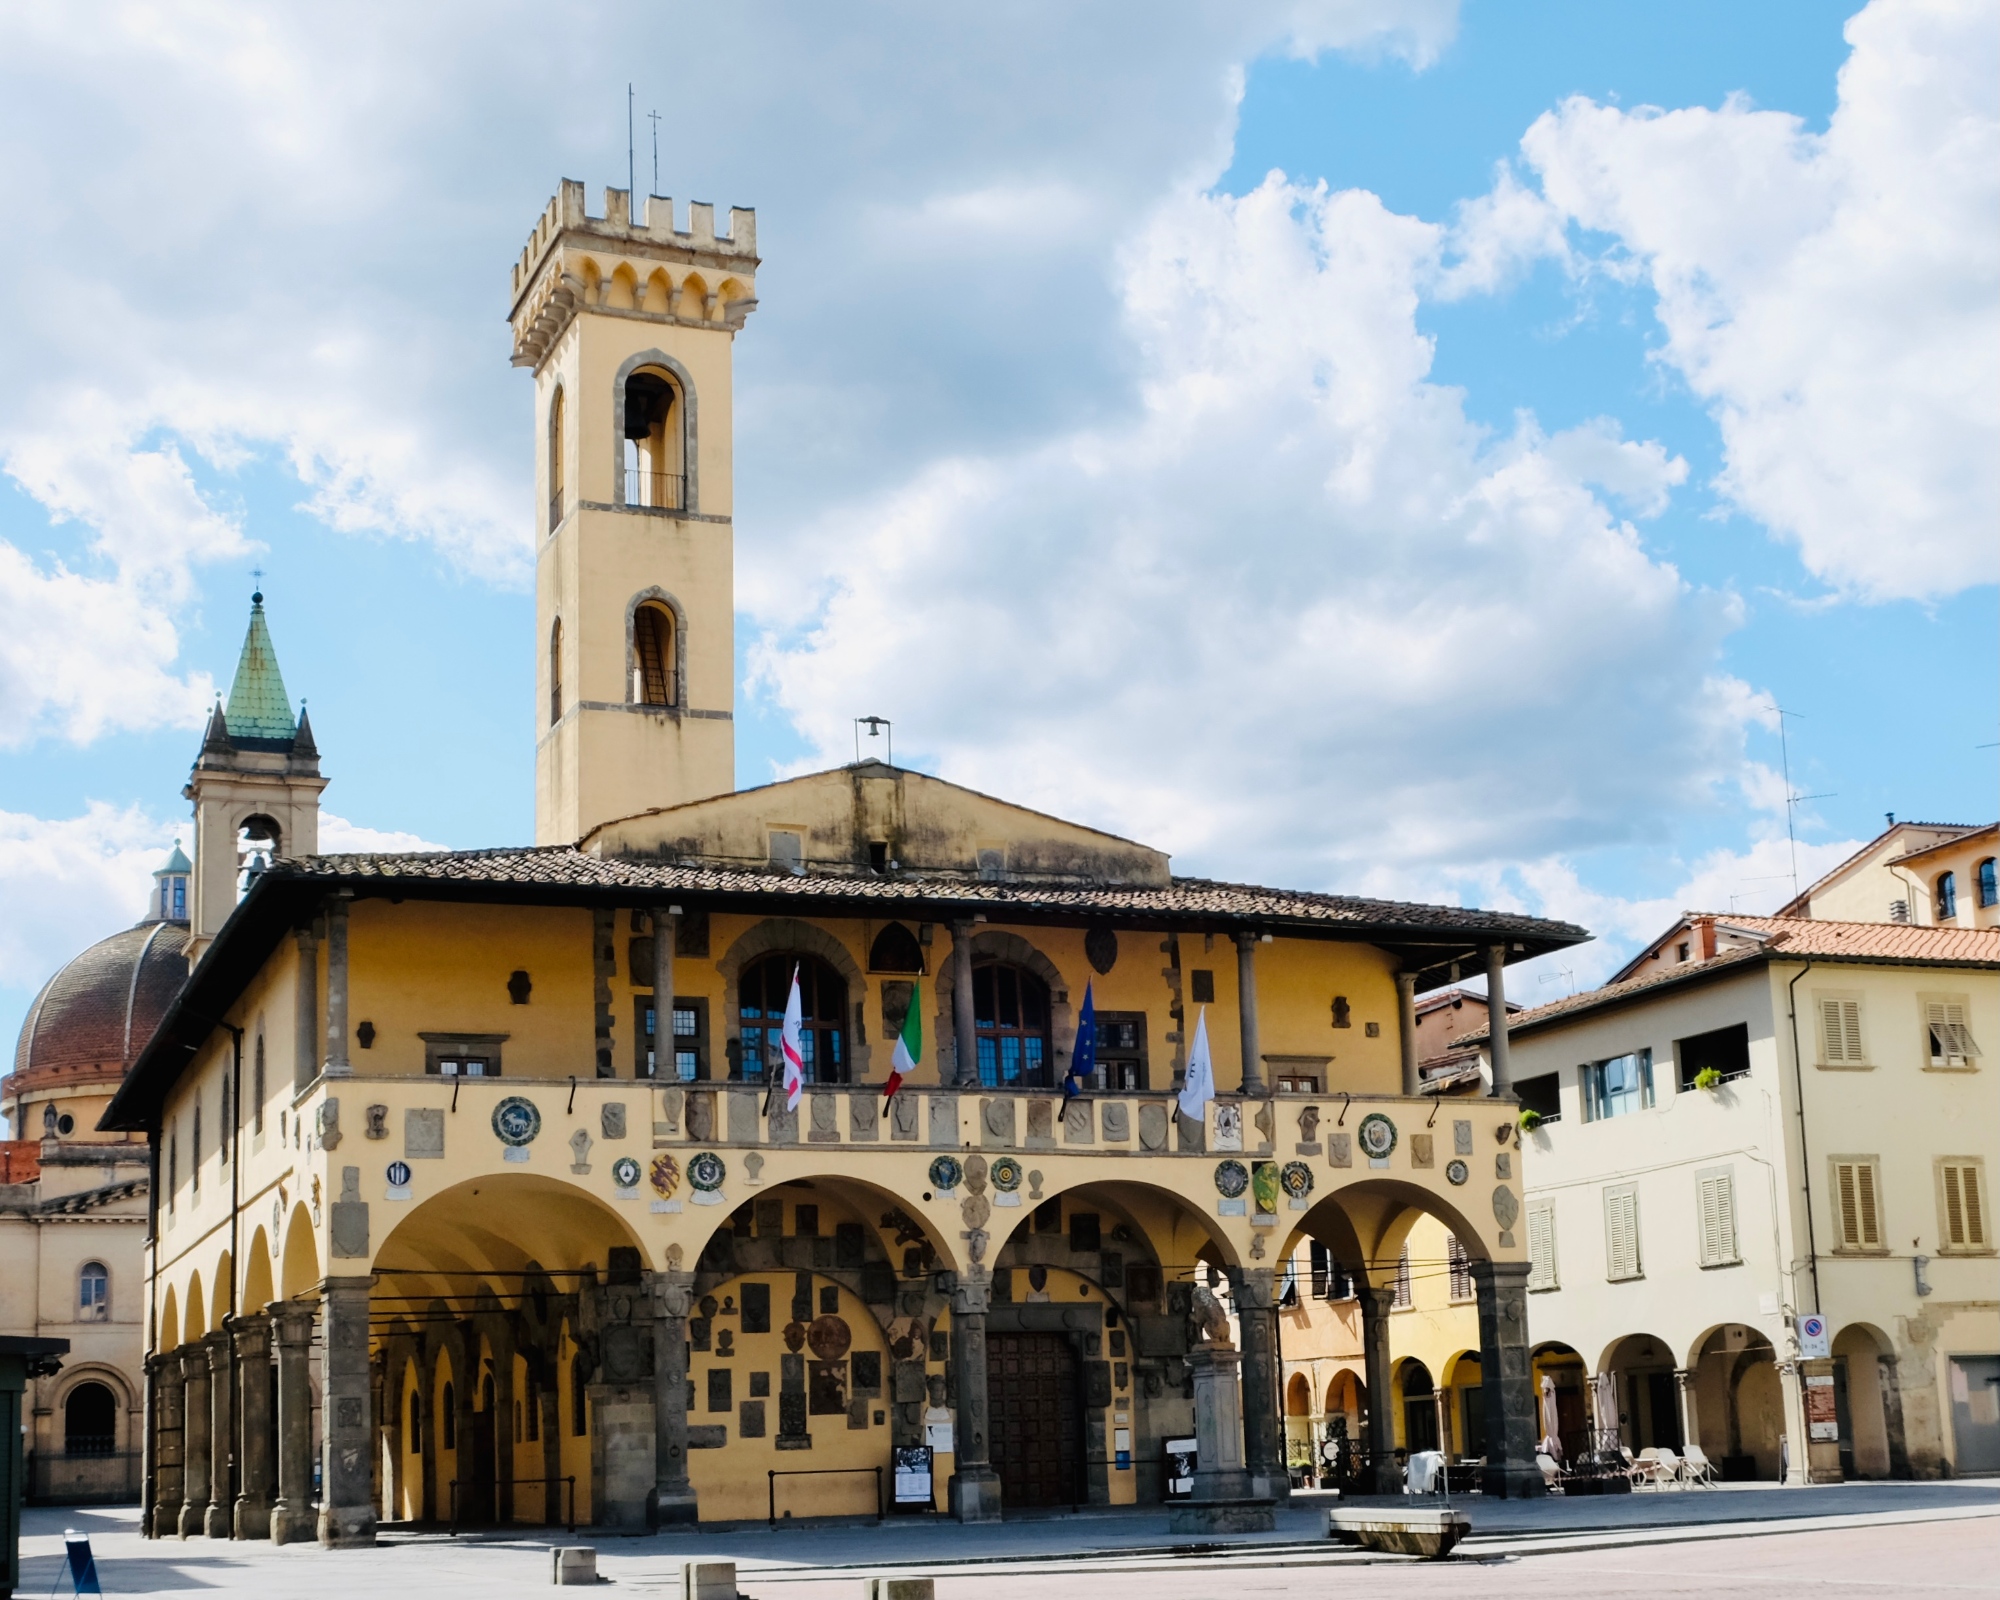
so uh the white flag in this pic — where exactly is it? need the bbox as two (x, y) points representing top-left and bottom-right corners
(1178, 1006), (1215, 1121)
(780, 964), (806, 1111)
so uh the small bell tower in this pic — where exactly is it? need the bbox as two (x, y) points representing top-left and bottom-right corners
(184, 591), (326, 957)
(510, 181), (758, 845)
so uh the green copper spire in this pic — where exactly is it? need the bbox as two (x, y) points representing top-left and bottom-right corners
(223, 590), (298, 745)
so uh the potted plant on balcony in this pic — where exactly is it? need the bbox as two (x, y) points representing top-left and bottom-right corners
(1518, 1108), (1544, 1133)
(1693, 1066), (1723, 1091)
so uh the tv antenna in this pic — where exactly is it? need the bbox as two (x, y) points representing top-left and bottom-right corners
(855, 716), (893, 768)
(1770, 702), (1834, 904)
(648, 108), (662, 199)
(626, 84), (635, 205)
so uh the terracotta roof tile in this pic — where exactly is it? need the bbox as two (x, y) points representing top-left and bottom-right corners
(1452, 914), (1999, 1044)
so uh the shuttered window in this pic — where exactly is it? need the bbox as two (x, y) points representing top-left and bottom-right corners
(1603, 1186), (1642, 1281)
(1937, 1159), (1990, 1252)
(1696, 1168), (1739, 1267)
(1392, 1247), (1413, 1309)
(1818, 997), (1865, 1065)
(1924, 999), (1980, 1068)
(1831, 1157), (1884, 1251)
(1526, 1201), (1558, 1291)
(1447, 1236), (1474, 1301)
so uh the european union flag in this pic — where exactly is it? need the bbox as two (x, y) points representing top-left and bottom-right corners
(1065, 981), (1097, 1100)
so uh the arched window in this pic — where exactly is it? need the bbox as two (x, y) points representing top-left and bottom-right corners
(549, 619), (563, 728)
(252, 1035), (266, 1134)
(79, 1262), (109, 1321)
(1937, 871), (1958, 921)
(633, 603), (676, 707)
(547, 385), (566, 533)
(1981, 858), (1998, 909)
(974, 962), (1051, 1087)
(191, 1098), (202, 1193)
(738, 954), (848, 1085)
(219, 1074), (231, 1164)
(868, 922), (924, 973)
(64, 1382), (117, 1457)
(623, 368), (686, 509)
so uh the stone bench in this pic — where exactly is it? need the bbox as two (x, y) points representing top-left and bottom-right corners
(1326, 1506), (1470, 1558)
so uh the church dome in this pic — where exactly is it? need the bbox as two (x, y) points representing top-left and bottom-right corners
(10, 919), (192, 1102)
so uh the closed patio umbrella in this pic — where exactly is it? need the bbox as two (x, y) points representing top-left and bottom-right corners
(1539, 1374), (1563, 1460)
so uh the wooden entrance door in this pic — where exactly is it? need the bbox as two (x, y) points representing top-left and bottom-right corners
(987, 1332), (1081, 1508)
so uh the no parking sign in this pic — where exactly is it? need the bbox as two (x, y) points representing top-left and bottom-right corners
(1797, 1314), (1830, 1359)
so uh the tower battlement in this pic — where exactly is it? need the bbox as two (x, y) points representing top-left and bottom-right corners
(509, 181), (758, 370)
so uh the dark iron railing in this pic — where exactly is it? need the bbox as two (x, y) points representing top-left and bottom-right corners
(767, 1465), (882, 1526)
(625, 469), (687, 511)
(447, 1474), (576, 1534)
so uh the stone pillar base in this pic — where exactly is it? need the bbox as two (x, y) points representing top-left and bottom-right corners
(177, 1502), (206, 1539)
(650, 1487), (700, 1528)
(270, 1504), (315, 1545)
(1169, 1498), (1275, 1534)
(1480, 1459), (1547, 1500)
(318, 1504), (378, 1548)
(948, 1468), (1003, 1523)
(1366, 1458), (1405, 1496)
(234, 1496), (273, 1539)
(203, 1502), (231, 1539)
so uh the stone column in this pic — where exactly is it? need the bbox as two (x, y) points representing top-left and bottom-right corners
(1879, 1354), (1913, 1479)
(233, 1313), (274, 1537)
(178, 1344), (211, 1537)
(149, 1354), (185, 1539)
(1234, 933), (1263, 1094)
(1673, 1367), (1699, 1453)
(318, 1275), (376, 1546)
(651, 907), (678, 1080)
(539, 1362), (564, 1525)
(294, 926), (319, 1093)
(1356, 1284), (1400, 1494)
(1185, 1342), (1251, 1502)
(1395, 971), (1420, 1096)
(1230, 1268), (1288, 1501)
(946, 1277), (1001, 1521)
(269, 1304), (316, 1544)
(1472, 1260), (1544, 1498)
(323, 895), (351, 1078)
(1484, 944), (1511, 1097)
(650, 1270), (697, 1526)
(951, 921), (979, 1086)
(203, 1329), (234, 1537)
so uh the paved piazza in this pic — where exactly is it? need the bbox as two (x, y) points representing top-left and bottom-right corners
(20, 1485), (1997, 1598)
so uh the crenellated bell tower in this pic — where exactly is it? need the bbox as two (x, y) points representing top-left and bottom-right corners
(510, 180), (759, 845)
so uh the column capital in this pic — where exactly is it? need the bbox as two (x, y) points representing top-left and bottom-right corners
(1468, 1257), (1533, 1288)
(647, 1269), (697, 1320)
(951, 1279), (992, 1317)
(1228, 1266), (1279, 1309)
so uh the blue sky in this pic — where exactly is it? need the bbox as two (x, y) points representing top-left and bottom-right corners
(0, 0), (1993, 1081)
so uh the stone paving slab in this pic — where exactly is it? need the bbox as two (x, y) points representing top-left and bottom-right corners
(18, 1482), (1998, 1599)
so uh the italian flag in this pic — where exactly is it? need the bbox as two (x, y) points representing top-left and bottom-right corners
(884, 985), (920, 1105)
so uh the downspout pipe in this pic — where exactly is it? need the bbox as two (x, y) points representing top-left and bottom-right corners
(1784, 962), (1821, 1314)
(211, 1020), (245, 1526)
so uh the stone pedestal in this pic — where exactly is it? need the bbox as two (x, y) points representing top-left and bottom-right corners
(269, 1305), (315, 1544)
(1231, 1269), (1289, 1502)
(945, 1278), (1002, 1522)
(1169, 1341), (1274, 1533)
(1357, 1285), (1401, 1495)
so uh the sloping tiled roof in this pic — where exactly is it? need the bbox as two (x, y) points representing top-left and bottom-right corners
(266, 847), (1588, 940)
(1453, 915), (2000, 1043)
(1775, 820), (1981, 915)
(1892, 822), (1998, 869)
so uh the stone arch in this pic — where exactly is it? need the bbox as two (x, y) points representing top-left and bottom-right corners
(985, 1172), (1242, 1278)
(158, 1283), (179, 1351)
(1285, 1370), (1312, 1416)
(182, 1269), (206, 1341)
(1833, 1321), (1903, 1480)
(242, 1226), (274, 1310)
(610, 348), (700, 512)
(624, 587), (689, 712)
(57, 1366), (130, 1455)
(932, 928), (1075, 1081)
(686, 1170), (964, 1289)
(210, 1250), (232, 1328)
(715, 918), (871, 1078)
(279, 1201), (319, 1300)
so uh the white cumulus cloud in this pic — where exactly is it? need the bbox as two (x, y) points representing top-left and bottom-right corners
(1514, 0), (1999, 601)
